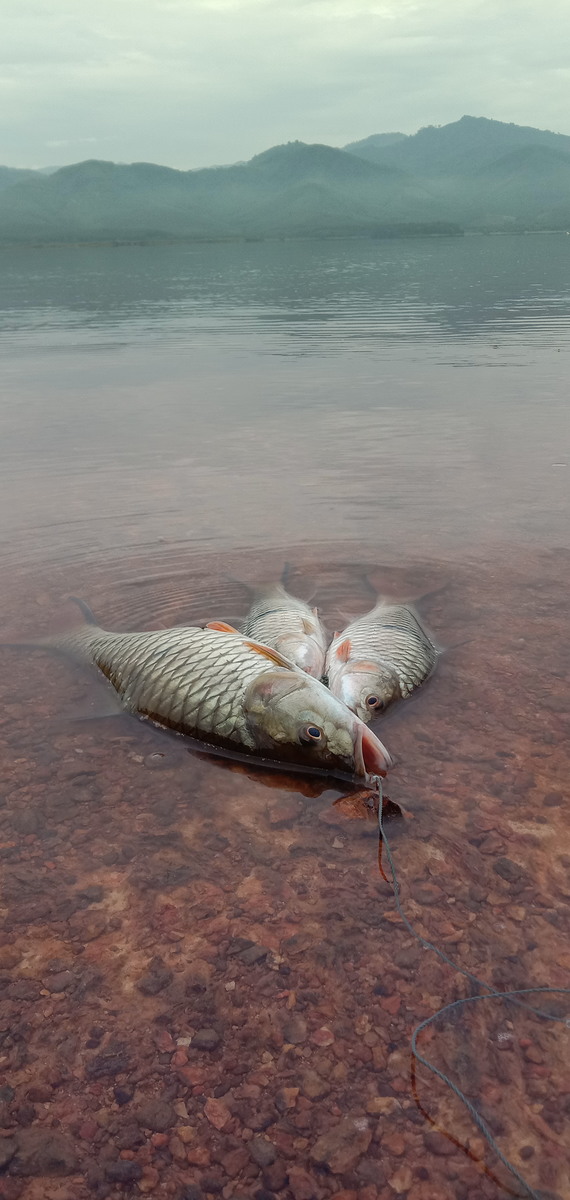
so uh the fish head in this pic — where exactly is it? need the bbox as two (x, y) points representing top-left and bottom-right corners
(275, 631), (326, 679)
(332, 660), (401, 724)
(244, 669), (391, 781)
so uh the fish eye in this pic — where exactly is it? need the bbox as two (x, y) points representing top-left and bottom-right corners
(303, 724), (322, 741)
(366, 694), (383, 710)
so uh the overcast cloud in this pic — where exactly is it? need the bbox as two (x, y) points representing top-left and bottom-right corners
(1, 0), (569, 169)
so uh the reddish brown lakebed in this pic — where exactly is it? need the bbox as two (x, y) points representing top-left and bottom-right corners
(0, 237), (569, 1200)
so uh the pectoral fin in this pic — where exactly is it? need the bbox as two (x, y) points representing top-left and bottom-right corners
(336, 638), (352, 663)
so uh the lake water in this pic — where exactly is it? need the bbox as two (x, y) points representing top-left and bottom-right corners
(0, 234), (569, 1199)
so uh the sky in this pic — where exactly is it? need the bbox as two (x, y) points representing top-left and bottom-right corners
(1, 0), (569, 169)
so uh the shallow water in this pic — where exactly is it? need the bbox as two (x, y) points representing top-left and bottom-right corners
(0, 235), (569, 1200)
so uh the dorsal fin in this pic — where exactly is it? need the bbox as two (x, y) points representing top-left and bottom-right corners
(69, 596), (98, 625)
(244, 640), (293, 669)
(336, 638), (352, 663)
(206, 621), (239, 634)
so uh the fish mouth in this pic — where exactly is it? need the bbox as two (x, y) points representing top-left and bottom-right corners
(354, 722), (392, 781)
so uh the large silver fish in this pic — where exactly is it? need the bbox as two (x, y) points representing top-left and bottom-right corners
(31, 603), (390, 782)
(238, 582), (328, 679)
(325, 601), (438, 724)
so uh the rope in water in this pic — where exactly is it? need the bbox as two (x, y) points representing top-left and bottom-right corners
(374, 778), (570, 1200)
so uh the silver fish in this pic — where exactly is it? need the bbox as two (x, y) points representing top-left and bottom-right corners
(325, 601), (438, 724)
(239, 582), (328, 679)
(36, 604), (390, 782)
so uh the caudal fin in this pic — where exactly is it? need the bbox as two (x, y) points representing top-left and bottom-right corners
(0, 595), (102, 651)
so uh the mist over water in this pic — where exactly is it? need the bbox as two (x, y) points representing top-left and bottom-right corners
(0, 234), (569, 1198)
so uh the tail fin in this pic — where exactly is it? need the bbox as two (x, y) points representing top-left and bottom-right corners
(0, 596), (101, 652)
(361, 572), (450, 611)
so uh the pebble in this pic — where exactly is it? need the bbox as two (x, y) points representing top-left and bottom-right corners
(105, 1161), (143, 1183)
(204, 1097), (231, 1130)
(283, 1014), (308, 1044)
(310, 1027), (334, 1047)
(8, 1129), (78, 1176)
(300, 1070), (330, 1101)
(287, 1165), (320, 1200)
(136, 956), (174, 995)
(423, 1131), (457, 1157)
(310, 1117), (372, 1174)
(135, 1100), (176, 1132)
(192, 1027), (222, 1051)
(249, 1136), (277, 1168)
(388, 1165), (413, 1194)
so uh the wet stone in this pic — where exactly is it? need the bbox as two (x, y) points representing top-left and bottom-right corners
(46, 970), (73, 992)
(115, 1124), (145, 1150)
(310, 1116), (372, 1174)
(8, 1128), (79, 1176)
(135, 1099), (176, 1132)
(86, 1047), (130, 1079)
(106, 1161), (143, 1183)
(192, 1027), (221, 1051)
(249, 1136), (277, 1167)
(423, 1130), (458, 1157)
(77, 884), (105, 905)
(7, 980), (41, 1001)
(493, 857), (526, 884)
(300, 1070), (330, 1101)
(136, 955), (174, 995)
(0, 1137), (17, 1169)
(283, 1014), (308, 1045)
(25, 1084), (53, 1102)
(262, 1161), (289, 1192)
(238, 943), (269, 966)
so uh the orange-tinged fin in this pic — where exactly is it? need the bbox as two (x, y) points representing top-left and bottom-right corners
(206, 621), (239, 633)
(351, 659), (383, 673)
(244, 640), (293, 668)
(336, 638), (352, 662)
(302, 618), (315, 635)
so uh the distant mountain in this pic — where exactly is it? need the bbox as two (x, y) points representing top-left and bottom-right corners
(0, 118), (569, 243)
(345, 115), (570, 176)
(0, 165), (38, 192)
(343, 133), (407, 165)
(0, 142), (455, 243)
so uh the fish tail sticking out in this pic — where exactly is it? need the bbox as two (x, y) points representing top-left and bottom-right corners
(0, 596), (105, 659)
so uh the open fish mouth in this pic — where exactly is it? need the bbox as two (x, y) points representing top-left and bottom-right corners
(354, 722), (392, 780)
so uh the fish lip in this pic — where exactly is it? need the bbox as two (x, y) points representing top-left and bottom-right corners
(354, 721), (392, 781)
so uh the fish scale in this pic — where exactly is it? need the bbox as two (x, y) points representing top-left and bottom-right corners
(241, 582), (328, 678)
(64, 625), (266, 747)
(29, 608), (392, 781)
(325, 601), (438, 722)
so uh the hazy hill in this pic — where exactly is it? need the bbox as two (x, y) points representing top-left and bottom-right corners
(0, 142), (452, 243)
(0, 165), (38, 192)
(0, 118), (569, 242)
(345, 115), (570, 176)
(343, 132), (407, 164)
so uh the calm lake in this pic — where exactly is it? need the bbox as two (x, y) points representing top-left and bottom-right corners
(0, 234), (569, 1199)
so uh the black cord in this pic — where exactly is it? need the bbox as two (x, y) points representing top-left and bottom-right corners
(374, 778), (570, 1200)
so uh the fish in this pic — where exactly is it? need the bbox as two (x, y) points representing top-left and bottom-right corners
(239, 582), (328, 679)
(18, 600), (391, 783)
(324, 601), (438, 724)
